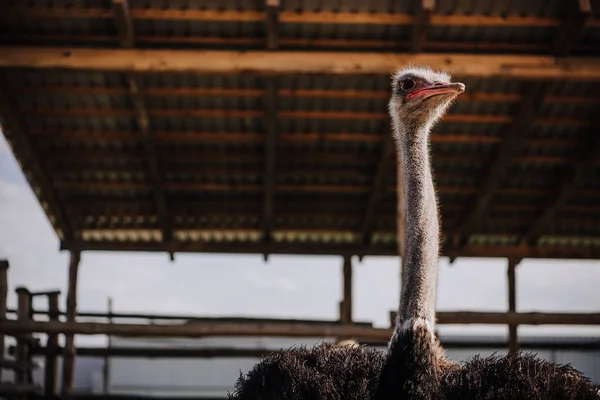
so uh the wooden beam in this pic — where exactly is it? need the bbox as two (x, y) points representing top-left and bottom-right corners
(127, 76), (172, 249)
(521, 116), (600, 246)
(2, 312), (600, 341)
(59, 240), (600, 260)
(8, 6), (600, 28)
(15, 287), (31, 385)
(340, 256), (353, 325)
(61, 251), (80, 397)
(103, 298), (113, 394)
(112, 0), (134, 48)
(0, 79), (74, 240)
(411, 0), (435, 52)
(507, 258), (519, 354)
(44, 292), (60, 397)
(0, 260), (7, 384)
(265, 0), (280, 50)
(27, 338), (600, 358)
(452, 82), (548, 248)
(13, 83), (598, 104)
(361, 134), (395, 244)
(262, 79), (278, 245)
(553, 0), (592, 56)
(2, 47), (600, 79)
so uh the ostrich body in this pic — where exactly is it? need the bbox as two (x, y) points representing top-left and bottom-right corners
(228, 67), (600, 400)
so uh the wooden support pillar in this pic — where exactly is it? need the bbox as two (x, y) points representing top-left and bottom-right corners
(44, 292), (60, 396)
(507, 258), (520, 354)
(411, 0), (435, 52)
(340, 256), (353, 325)
(61, 251), (81, 396)
(15, 287), (31, 385)
(0, 260), (8, 383)
(265, 0), (280, 50)
(103, 297), (113, 394)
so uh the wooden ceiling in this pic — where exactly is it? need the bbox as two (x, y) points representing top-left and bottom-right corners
(0, 0), (599, 260)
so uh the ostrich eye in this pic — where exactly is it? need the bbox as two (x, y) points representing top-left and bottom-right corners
(400, 78), (415, 91)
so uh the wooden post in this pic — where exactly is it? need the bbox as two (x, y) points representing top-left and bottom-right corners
(61, 251), (81, 396)
(507, 258), (520, 354)
(0, 260), (8, 383)
(340, 256), (353, 325)
(102, 297), (113, 394)
(44, 292), (60, 396)
(15, 287), (32, 385)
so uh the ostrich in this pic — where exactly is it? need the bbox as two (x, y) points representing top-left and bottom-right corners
(375, 66), (600, 399)
(228, 67), (600, 399)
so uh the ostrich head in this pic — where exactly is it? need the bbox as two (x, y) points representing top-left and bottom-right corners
(389, 66), (465, 139)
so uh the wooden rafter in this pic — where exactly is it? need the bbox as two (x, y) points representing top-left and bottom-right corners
(553, 0), (592, 57)
(265, 0), (280, 50)
(10, 83), (600, 105)
(4, 6), (600, 28)
(520, 115), (600, 246)
(411, 0), (435, 53)
(262, 78), (278, 246)
(127, 77), (172, 251)
(0, 79), (74, 241)
(111, 0), (134, 48)
(361, 134), (396, 244)
(1, 47), (600, 79)
(452, 82), (548, 248)
(59, 240), (600, 260)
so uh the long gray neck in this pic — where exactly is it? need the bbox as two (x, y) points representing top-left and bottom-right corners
(394, 119), (439, 339)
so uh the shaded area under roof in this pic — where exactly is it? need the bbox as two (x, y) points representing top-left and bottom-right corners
(0, 0), (600, 260)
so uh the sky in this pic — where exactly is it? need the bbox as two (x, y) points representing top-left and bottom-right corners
(1, 131), (599, 347)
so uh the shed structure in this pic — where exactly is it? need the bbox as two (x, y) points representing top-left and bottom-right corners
(0, 0), (599, 260)
(1, 1), (600, 396)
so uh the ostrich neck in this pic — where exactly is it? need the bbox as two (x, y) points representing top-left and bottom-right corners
(396, 120), (439, 337)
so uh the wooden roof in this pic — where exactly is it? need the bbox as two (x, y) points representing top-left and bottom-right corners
(1, 0), (600, 260)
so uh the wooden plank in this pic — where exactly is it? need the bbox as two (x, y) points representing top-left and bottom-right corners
(61, 252), (80, 397)
(57, 239), (600, 260)
(265, 0), (280, 50)
(8, 6), (599, 27)
(112, 0), (134, 48)
(553, 0), (592, 56)
(0, 383), (42, 396)
(1, 312), (600, 341)
(411, 0), (435, 52)
(15, 287), (31, 385)
(340, 256), (353, 324)
(521, 116), (600, 246)
(452, 82), (548, 248)
(361, 134), (395, 244)
(2, 47), (600, 79)
(44, 292), (60, 396)
(507, 258), (519, 354)
(127, 76), (172, 248)
(13, 83), (599, 104)
(262, 79), (278, 244)
(0, 261), (7, 384)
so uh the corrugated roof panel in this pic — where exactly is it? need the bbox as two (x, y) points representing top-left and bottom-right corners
(279, 22), (411, 42)
(428, 26), (554, 48)
(437, 0), (563, 17)
(1, 15), (114, 36)
(24, 115), (135, 132)
(134, 19), (264, 40)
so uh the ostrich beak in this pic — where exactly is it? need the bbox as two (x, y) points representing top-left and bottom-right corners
(407, 81), (466, 99)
